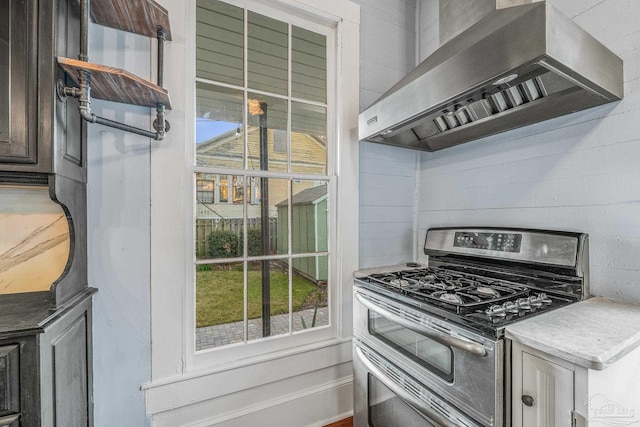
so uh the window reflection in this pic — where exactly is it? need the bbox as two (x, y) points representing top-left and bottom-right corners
(196, 83), (244, 169)
(196, 174), (215, 204)
(196, 173), (261, 206)
(248, 12), (288, 95)
(292, 26), (327, 103)
(196, 0), (244, 87)
(291, 102), (327, 175)
(219, 175), (229, 203)
(247, 94), (287, 172)
(194, 1), (332, 350)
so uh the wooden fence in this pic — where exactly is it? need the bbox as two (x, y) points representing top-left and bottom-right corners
(196, 218), (277, 258)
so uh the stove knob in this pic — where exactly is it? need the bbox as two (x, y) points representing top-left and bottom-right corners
(503, 301), (520, 314)
(486, 305), (507, 317)
(517, 298), (532, 310)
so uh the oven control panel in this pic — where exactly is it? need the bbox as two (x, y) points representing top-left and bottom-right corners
(425, 227), (584, 268)
(454, 232), (522, 253)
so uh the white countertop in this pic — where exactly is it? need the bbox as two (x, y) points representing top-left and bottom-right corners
(505, 296), (640, 370)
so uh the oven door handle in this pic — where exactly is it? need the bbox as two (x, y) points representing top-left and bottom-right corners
(355, 293), (488, 357)
(355, 346), (462, 427)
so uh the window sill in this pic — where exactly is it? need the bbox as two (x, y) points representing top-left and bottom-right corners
(143, 337), (353, 415)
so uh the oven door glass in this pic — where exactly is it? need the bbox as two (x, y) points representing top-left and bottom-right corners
(368, 374), (435, 427)
(369, 312), (454, 382)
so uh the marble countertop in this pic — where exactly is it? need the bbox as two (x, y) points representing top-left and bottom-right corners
(353, 263), (427, 278)
(506, 296), (640, 370)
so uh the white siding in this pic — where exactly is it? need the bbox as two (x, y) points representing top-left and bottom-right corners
(417, 0), (640, 303)
(355, 0), (420, 268)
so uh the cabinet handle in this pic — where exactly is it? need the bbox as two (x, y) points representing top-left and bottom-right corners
(522, 395), (535, 407)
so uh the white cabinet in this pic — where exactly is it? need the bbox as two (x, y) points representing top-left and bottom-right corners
(521, 351), (574, 426)
(511, 341), (640, 427)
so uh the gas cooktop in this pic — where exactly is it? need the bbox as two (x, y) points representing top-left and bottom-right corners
(355, 227), (589, 337)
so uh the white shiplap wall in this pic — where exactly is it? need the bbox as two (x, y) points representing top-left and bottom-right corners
(88, 25), (152, 426)
(355, 0), (421, 268)
(417, 0), (640, 303)
(418, 0), (439, 63)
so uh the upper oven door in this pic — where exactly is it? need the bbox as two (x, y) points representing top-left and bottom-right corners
(353, 285), (503, 427)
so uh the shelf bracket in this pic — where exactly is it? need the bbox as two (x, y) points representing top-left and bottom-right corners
(57, 0), (170, 141)
(153, 28), (168, 139)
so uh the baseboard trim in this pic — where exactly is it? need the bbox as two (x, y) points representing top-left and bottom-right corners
(185, 376), (353, 427)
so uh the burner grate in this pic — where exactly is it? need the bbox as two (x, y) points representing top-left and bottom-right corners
(364, 267), (528, 314)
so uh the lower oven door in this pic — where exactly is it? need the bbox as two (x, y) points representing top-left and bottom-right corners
(353, 286), (503, 426)
(353, 342), (482, 427)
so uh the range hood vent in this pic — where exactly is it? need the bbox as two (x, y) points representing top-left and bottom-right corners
(359, 2), (623, 152)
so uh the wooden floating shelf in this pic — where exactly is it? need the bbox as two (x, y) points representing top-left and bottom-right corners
(90, 0), (172, 40)
(57, 57), (172, 109)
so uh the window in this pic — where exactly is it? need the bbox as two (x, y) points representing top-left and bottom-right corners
(197, 173), (258, 207)
(219, 175), (229, 202)
(195, 0), (331, 350)
(147, 0), (357, 413)
(196, 174), (215, 203)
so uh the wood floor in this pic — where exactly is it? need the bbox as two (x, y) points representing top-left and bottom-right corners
(324, 417), (353, 427)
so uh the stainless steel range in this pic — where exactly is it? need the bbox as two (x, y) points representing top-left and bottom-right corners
(353, 227), (589, 427)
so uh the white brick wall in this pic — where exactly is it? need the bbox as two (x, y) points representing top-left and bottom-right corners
(417, 0), (640, 302)
(354, 0), (420, 268)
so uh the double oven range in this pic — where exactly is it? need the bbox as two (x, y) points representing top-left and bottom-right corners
(353, 227), (589, 426)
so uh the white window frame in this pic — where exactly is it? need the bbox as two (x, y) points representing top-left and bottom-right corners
(190, 0), (341, 368)
(147, 0), (358, 407)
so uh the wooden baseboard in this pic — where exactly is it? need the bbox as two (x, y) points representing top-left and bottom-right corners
(324, 417), (353, 427)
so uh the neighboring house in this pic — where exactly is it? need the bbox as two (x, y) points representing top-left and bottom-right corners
(195, 125), (327, 220)
(275, 184), (328, 281)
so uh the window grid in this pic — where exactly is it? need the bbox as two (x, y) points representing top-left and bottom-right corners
(195, 0), (331, 349)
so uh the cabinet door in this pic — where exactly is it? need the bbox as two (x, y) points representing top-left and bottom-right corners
(521, 352), (574, 427)
(0, 345), (20, 426)
(0, 0), (38, 165)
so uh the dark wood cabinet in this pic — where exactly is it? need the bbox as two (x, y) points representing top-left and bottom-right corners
(0, 0), (38, 166)
(0, 0), (88, 310)
(0, 291), (94, 427)
(0, 0), (171, 425)
(0, 345), (20, 426)
(0, 0), (85, 182)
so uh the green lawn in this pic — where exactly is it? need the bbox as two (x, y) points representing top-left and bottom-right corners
(196, 268), (322, 328)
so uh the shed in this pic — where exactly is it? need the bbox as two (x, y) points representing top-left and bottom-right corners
(275, 185), (328, 281)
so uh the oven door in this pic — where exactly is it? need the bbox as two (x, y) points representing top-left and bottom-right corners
(353, 341), (482, 427)
(354, 285), (503, 426)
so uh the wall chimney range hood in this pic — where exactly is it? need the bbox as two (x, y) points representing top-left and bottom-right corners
(359, 2), (623, 152)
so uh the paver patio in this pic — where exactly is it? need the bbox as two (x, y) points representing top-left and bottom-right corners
(196, 307), (328, 350)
